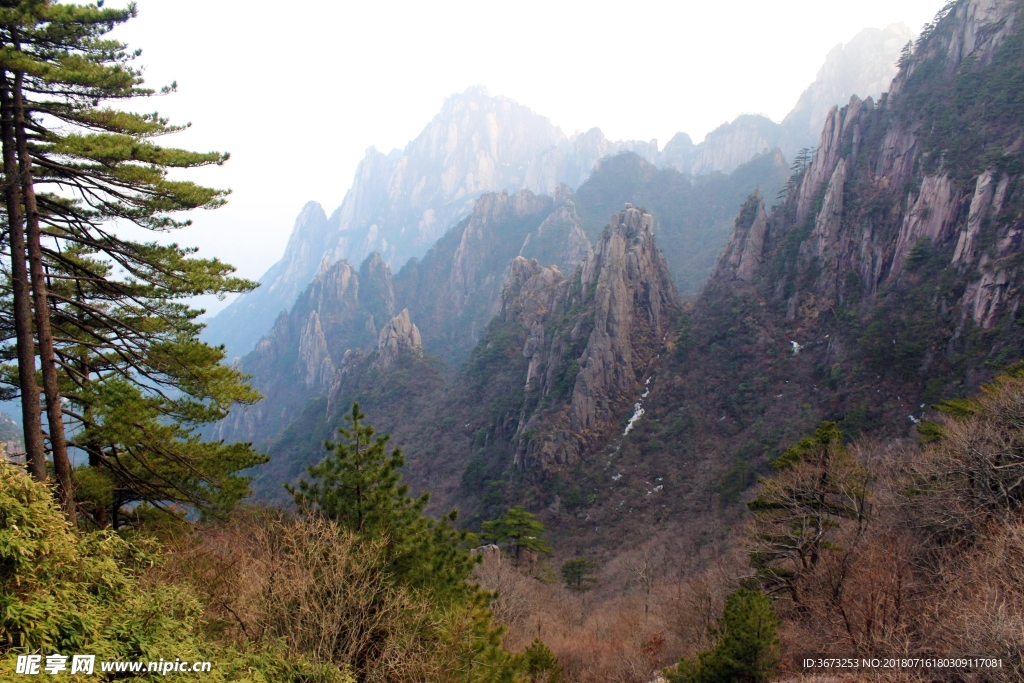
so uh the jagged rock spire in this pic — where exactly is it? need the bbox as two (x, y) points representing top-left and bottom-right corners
(373, 309), (423, 372)
(573, 206), (680, 431)
(716, 190), (769, 282)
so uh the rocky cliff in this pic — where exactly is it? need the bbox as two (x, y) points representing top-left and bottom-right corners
(208, 255), (383, 447)
(644, 0), (1024, 521)
(215, 146), (790, 453)
(718, 0), (1023, 332)
(782, 23), (916, 152)
(477, 0), (1020, 555)
(205, 24), (918, 359)
(392, 187), (590, 364)
(455, 205), (680, 475)
(222, 1), (1024, 556)
(202, 203), (331, 359)
(215, 186), (591, 447)
(205, 89), (670, 357)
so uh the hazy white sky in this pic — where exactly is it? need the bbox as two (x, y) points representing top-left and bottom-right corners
(108, 0), (942, 312)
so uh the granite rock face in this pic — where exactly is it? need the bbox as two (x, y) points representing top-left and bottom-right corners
(716, 0), (1023, 334)
(571, 207), (679, 431)
(215, 187), (594, 447)
(715, 190), (769, 282)
(202, 202), (331, 359)
(208, 255), (389, 447)
(394, 187), (591, 364)
(522, 128), (661, 195)
(488, 206), (681, 471)
(206, 27), (920, 357)
(783, 23), (916, 149)
(205, 88), (566, 357)
(373, 309), (423, 372)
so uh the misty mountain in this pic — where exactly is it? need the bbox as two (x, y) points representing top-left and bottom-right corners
(204, 24), (912, 359)
(782, 23), (916, 146)
(239, 0), (1024, 547)
(210, 148), (789, 453)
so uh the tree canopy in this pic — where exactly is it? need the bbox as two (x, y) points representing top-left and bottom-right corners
(481, 505), (551, 565)
(289, 403), (478, 602)
(0, 0), (264, 523)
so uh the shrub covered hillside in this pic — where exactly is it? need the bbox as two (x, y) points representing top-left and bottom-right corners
(0, 462), (352, 682)
(607, 0), (1024, 555)
(1, 405), (540, 682)
(737, 364), (1024, 678)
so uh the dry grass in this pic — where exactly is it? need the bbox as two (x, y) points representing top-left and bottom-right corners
(472, 534), (745, 683)
(155, 510), (452, 682)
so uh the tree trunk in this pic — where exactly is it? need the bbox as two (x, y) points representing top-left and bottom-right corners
(0, 72), (46, 480)
(12, 69), (74, 519)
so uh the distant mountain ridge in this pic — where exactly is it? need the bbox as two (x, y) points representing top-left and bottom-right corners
(204, 25), (915, 359)
(209, 147), (792, 451)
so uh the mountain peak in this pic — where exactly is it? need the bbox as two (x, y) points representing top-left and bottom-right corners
(373, 309), (423, 372)
(783, 23), (916, 140)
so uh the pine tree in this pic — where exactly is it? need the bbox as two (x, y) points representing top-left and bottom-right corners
(560, 557), (596, 592)
(0, 1), (264, 521)
(289, 402), (477, 601)
(667, 589), (780, 683)
(481, 506), (552, 565)
(746, 422), (869, 604)
(522, 638), (564, 683)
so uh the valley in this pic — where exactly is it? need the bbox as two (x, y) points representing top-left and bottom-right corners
(3, 1), (1022, 681)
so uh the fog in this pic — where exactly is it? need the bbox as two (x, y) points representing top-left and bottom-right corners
(107, 0), (941, 314)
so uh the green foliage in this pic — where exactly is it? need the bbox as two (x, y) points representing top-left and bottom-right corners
(0, 0), (264, 521)
(289, 403), (477, 602)
(717, 459), (756, 504)
(286, 406), (523, 681)
(559, 557), (596, 592)
(0, 462), (349, 682)
(770, 421), (843, 470)
(748, 423), (870, 601)
(481, 506), (552, 564)
(735, 192), (762, 232)
(522, 638), (564, 683)
(898, 3), (1024, 183)
(838, 402), (874, 439)
(667, 589), (779, 683)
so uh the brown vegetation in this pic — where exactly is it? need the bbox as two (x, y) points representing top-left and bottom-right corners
(470, 371), (1024, 683)
(156, 511), (499, 683)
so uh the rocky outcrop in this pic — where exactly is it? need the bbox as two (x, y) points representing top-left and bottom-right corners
(721, 0), (1024, 336)
(202, 202), (331, 358)
(206, 26), (928, 357)
(889, 174), (959, 277)
(214, 184), (595, 446)
(689, 116), (784, 176)
(393, 188), (591, 364)
(783, 24), (916, 150)
(208, 254), (394, 447)
(297, 310), (334, 391)
(336, 87), (566, 270)
(522, 128), (661, 195)
(373, 309), (423, 372)
(488, 205), (680, 471)
(715, 191), (770, 282)
(358, 252), (395, 334)
(450, 190), (554, 315)
(571, 207), (679, 431)
(519, 187), (593, 275)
